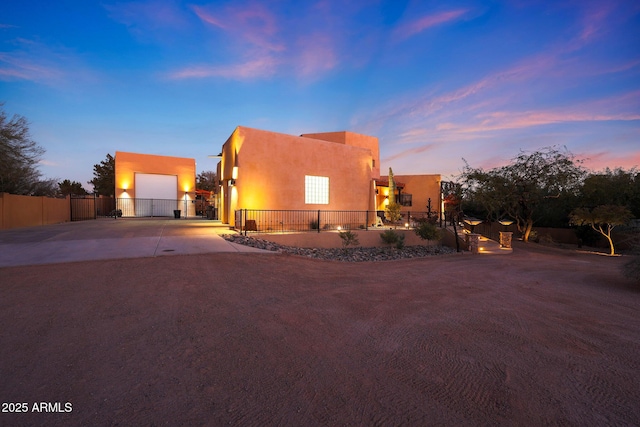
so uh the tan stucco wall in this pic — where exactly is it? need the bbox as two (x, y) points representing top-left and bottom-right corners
(114, 151), (196, 199)
(220, 127), (377, 225)
(301, 131), (380, 179)
(0, 193), (70, 230)
(395, 174), (442, 214)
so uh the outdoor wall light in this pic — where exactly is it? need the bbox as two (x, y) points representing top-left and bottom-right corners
(229, 179), (236, 187)
(122, 188), (127, 193)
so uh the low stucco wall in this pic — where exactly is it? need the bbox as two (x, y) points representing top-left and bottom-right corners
(0, 193), (70, 230)
(252, 228), (439, 249)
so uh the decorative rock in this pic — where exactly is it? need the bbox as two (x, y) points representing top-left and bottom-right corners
(222, 234), (455, 262)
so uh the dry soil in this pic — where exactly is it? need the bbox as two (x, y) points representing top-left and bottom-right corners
(1, 242), (639, 426)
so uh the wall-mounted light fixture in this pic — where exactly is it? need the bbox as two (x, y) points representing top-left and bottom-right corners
(229, 179), (236, 187)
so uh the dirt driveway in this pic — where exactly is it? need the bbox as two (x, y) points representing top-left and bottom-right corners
(1, 242), (639, 426)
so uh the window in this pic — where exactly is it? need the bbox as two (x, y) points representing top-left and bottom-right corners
(305, 176), (329, 204)
(398, 193), (412, 207)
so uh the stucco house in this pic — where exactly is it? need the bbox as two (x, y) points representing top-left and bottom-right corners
(217, 126), (441, 228)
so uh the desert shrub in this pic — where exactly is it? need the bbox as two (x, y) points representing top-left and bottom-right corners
(339, 230), (359, 252)
(380, 229), (404, 249)
(414, 221), (440, 242)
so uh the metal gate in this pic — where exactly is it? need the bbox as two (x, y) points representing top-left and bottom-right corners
(70, 196), (115, 221)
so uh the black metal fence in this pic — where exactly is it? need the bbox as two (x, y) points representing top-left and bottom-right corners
(116, 198), (203, 218)
(70, 197), (218, 220)
(234, 209), (440, 234)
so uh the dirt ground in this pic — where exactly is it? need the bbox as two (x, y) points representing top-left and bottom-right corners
(1, 242), (639, 426)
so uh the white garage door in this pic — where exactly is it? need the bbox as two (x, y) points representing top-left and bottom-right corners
(135, 173), (178, 217)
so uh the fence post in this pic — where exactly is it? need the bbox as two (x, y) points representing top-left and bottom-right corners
(244, 209), (247, 236)
(317, 210), (321, 233)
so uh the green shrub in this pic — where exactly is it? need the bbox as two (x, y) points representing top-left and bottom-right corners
(339, 230), (359, 252)
(414, 221), (440, 241)
(380, 229), (404, 249)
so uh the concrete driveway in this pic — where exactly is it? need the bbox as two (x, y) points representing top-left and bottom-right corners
(0, 218), (270, 267)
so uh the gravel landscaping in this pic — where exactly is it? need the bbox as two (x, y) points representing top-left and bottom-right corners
(223, 233), (455, 261)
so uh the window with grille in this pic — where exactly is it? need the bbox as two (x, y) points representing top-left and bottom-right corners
(398, 193), (412, 207)
(305, 176), (329, 204)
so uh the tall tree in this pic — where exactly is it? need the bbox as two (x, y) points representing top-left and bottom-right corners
(196, 170), (217, 192)
(88, 154), (115, 196)
(580, 168), (640, 217)
(0, 104), (49, 195)
(461, 147), (586, 242)
(58, 179), (87, 196)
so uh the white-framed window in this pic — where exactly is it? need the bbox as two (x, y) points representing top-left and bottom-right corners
(305, 175), (329, 204)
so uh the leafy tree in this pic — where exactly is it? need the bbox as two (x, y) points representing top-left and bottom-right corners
(580, 168), (640, 218)
(384, 202), (402, 227)
(569, 205), (634, 255)
(196, 170), (217, 192)
(461, 147), (586, 242)
(0, 104), (52, 195)
(58, 179), (87, 196)
(88, 154), (114, 196)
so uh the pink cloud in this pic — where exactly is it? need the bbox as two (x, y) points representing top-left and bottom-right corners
(578, 2), (613, 44)
(105, 0), (188, 30)
(176, 3), (345, 81)
(394, 9), (468, 40)
(578, 150), (640, 172)
(191, 3), (284, 52)
(0, 51), (65, 84)
(383, 143), (437, 163)
(168, 56), (279, 80)
(294, 33), (338, 78)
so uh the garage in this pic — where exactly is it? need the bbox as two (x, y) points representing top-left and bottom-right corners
(134, 173), (178, 217)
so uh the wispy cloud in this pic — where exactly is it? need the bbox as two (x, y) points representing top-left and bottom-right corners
(0, 39), (95, 86)
(393, 9), (468, 41)
(191, 4), (284, 52)
(104, 0), (188, 33)
(167, 2), (344, 81)
(383, 143), (437, 163)
(578, 149), (640, 171)
(167, 56), (279, 80)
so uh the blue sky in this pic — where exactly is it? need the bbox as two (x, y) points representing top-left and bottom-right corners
(1, 0), (639, 189)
